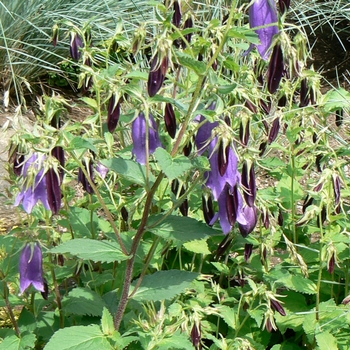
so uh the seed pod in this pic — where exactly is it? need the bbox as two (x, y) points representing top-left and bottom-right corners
(172, 0), (182, 28)
(268, 44), (284, 94)
(70, 32), (84, 61)
(108, 95), (121, 133)
(335, 109), (343, 127)
(270, 298), (286, 316)
(244, 243), (253, 262)
(217, 141), (230, 176)
(241, 161), (256, 207)
(268, 117), (280, 144)
(164, 103), (177, 139)
(147, 56), (165, 97)
(46, 168), (61, 215)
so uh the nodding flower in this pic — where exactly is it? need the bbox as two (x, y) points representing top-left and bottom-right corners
(249, 0), (279, 60)
(20, 243), (45, 294)
(132, 112), (163, 165)
(70, 32), (84, 60)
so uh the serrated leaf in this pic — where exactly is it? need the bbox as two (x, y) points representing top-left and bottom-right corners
(80, 97), (98, 109)
(247, 308), (264, 328)
(156, 331), (193, 349)
(101, 308), (115, 336)
(211, 262), (230, 274)
(147, 215), (220, 243)
(62, 288), (106, 317)
(315, 332), (338, 350)
(101, 158), (155, 186)
(323, 88), (350, 111)
(215, 305), (236, 329)
(50, 239), (129, 263)
(0, 332), (36, 350)
(154, 148), (192, 180)
(58, 207), (98, 239)
(276, 275), (317, 294)
(183, 239), (211, 254)
(130, 270), (199, 301)
(176, 52), (206, 75)
(66, 137), (98, 153)
(44, 325), (113, 350)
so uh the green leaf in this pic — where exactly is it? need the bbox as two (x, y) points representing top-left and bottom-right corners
(156, 331), (193, 349)
(130, 270), (199, 301)
(101, 308), (115, 336)
(67, 137), (98, 153)
(50, 239), (129, 263)
(276, 275), (317, 295)
(80, 97), (98, 110)
(323, 88), (350, 111)
(154, 148), (192, 180)
(215, 305), (236, 329)
(58, 207), (98, 239)
(211, 262), (230, 274)
(44, 325), (113, 350)
(101, 158), (155, 186)
(0, 332), (36, 350)
(147, 215), (220, 243)
(315, 332), (338, 350)
(62, 288), (106, 317)
(183, 239), (211, 254)
(176, 52), (206, 75)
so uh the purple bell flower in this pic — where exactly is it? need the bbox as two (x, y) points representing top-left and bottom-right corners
(14, 154), (50, 214)
(249, 0), (279, 60)
(20, 243), (45, 294)
(132, 112), (163, 165)
(238, 205), (258, 237)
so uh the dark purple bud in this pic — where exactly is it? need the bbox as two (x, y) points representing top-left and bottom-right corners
(244, 243), (253, 262)
(278, 94), (287, 107)
(245, 100), (258, 114)
(180, 198), (188, 217)
(262, 210), (270, 229)
(164, 103), (177, 139)
(259, 141), (267, 156)
(51, 146), (65, 182)
(268, 44), (284, 94)
(315, 154), (322, 172)
(212, 58), (218, 71)
(78, 160), (94, 194)
(278, 209), (284, 226)
(335, 109), (343, 127)
(57, 254), (64, 266)
(239, 119), (250, 146)
(52, 25), (59, 47)
(171, 179), (179, 195)
(249, 0), (279, 60)
(217, 141), (230, 176)
(239, 205), (258, 237)
(191, 323), (201, 348)
(13, 154), (25, 177)
(107, 95), (121, 133)
(261, 246), (267, 264)
(121, 206), (128, 221)
(317, 206), (327, 227)
(259, 98), (271, 114)
(314, 182), (323, 192)
(46, 168), (61, 215)
(183, 140), (192, 156)
(270, 298), (286, 316)
(41, 279), (49, 300)
(172, 0), (182, 28)
(147, 56), (165, 97)
(302, 195), (314, 214)
(241, 162), (256, 207)
(215, 235), (233, 260)
(312, 132), (318, 144)
(266, 318), (275, 333)
(20, 243), (45, 294)
(268, 117), (280, 144)
(278, 0), (290, 13)
(310, 87), (316, 105)
(335, 204), (341, 215)
(328, 253), (335, 274)
(299, 79), (309, 107)
(183, 17), (193, 45)
(202, 195), (214, 225)
(333, 175), (341, 206)
(70, 32), (84, 61)
(224, 115), (231, 126)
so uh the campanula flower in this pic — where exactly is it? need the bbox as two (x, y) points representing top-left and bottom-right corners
(20, 243), (45, 294)
(238, 205), (258, 237)
(249, 0), (279, 60)
(132, 112), (163, 165)
(14, 154), (50, 214)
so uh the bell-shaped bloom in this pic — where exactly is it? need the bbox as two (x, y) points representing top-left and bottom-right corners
(132, 112), (163, 165)
(70, 32), (84, 61)
(14, 154), (50, 214)
(96, 162), (109, 179)
(238, 205), (258, 237)
(210, 184), (247, 235)
(20, 243), (45, 294)
(172, 0), (182, 27)
(267, 44), (284, 93)
(249, 0), (279, 60)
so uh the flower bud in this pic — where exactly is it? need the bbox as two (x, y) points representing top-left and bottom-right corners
(107, 95), (121, 133)
(259, 141), (267, 156)
(270, 298), (286, 316)
(183, 140), (192, 157)
(241, 161), (256, 207)
(46, 168), (61, 215)
(121, 206), (129, 221)
(244, 243), (253, 262)
(239, 119), (250, 146)
(278, 94), (287, 107)
(70, 32), (84, 61)
(78, 159), (94, 194)
(164, 103), (177, 139)
(302, 195), (314, 214)
(268, 117), (280, 144)
(191, 322), (201, 349)
(299, 78), (309, 107)
(172, 0), (182, 28)
(52, 24), (59, 47)
(268, 44), (284, 94)
(202, 195), (214, 225)
(147, 55), (165, 97)
(278, 208), (284, 226)
(215, 235), (233, 260)
(333, 175), (341, 206)
(41, 279), (49, 300)
(51, 146), (65, 182)
(183, 17), (193, 46)
(328, 252), (335, 274)
(279, 0), (290, 13)
(262, 209), (270, 229)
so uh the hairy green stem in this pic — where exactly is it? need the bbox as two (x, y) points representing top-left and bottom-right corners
(315, 212), (324, 321)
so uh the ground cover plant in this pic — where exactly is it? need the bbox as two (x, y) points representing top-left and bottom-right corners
(2, 0), (350, 349)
